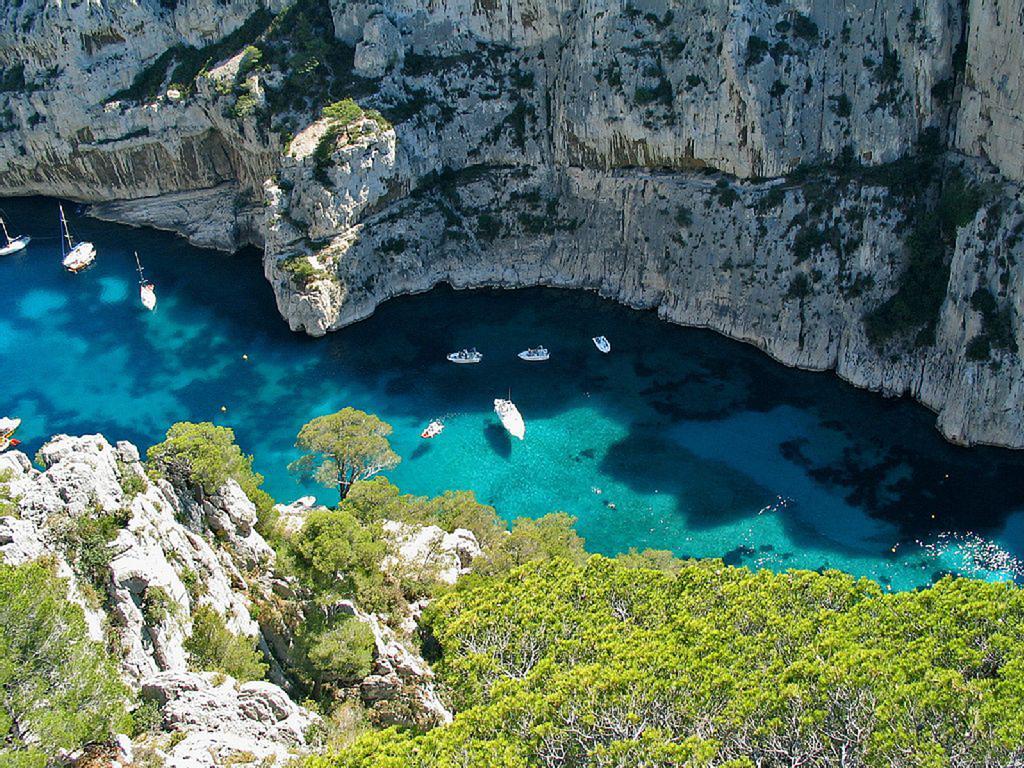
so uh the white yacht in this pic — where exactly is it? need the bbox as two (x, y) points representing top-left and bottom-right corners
(135, 251), (157, 310)
(0, 417), (21, 452)
(59, 204), (96, 273)
(421, 420), (445, 439)
(0, 217), (29, 256)
(592, 335), (611, 354)
(494, 398), (525, 440)
(447, 348), (483, 364)
(517, 346), (549, 361)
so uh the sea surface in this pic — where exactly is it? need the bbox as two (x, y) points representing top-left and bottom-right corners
(3, 196), (1024, 590)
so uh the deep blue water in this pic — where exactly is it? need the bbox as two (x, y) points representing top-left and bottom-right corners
(3, 196), (1024, 589)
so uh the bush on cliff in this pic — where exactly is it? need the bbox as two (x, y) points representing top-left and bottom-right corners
(0, 561), (130, 765)
(308, 558), (1024, 768)
(147, 422), (276, 533)
(184, 604), (267, 682)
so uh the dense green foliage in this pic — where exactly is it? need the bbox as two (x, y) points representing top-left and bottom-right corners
(0, 561), (130, 765)
(289, 409), (400, 499)
(60, 508), (130, 603)
(147, 422), (276, 532)
(183, 605), (267, 682)
(310, 558), (1024, 768)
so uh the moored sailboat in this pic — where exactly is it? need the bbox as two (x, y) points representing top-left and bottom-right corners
(135, 251), (157, 310)
(0, 216), (30, 256)
(494, 398), (525, 440)
(59, 204), (96, 273)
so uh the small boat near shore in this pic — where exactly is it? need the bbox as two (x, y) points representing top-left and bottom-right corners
(0, 217), (30, 256)
(135, 251), (157, 311)
(447, 348), (483, 364)
(592, 335), (611, 354)
(0, 417), (21, 452)
(494, 398), (525, 440)
(421, 420), (445, 439)
(59, 204), (96, 273)
(518, 346), (549, 361)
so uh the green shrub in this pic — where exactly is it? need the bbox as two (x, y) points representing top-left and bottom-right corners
(0, 561), (131, 762)
(117, 459), (147, 500)
(147, 422), (276, 533)
(237, 45), (263, 80)
(0, 469), (18, 516)
(142, 585), (180, 626)
(184, 605), (267, 682)
(62, 509), (130, 597)
(322, 98), (363, 126)
(292, 615), (375, 692)
(310, 558), (1024, 768)
(786, 272), (812, 300)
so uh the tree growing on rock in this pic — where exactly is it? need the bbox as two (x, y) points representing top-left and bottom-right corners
(0, 561), (130, 764)
(288, 409), (400, 501)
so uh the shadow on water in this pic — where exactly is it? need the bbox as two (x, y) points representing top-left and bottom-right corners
(483, 422), (512, 460)
(4, 195), (1024, 583)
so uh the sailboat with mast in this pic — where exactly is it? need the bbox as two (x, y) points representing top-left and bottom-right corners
(0, 216), (30, 256)
(135, 251), (157, 310)
(59, 204), (96, 273)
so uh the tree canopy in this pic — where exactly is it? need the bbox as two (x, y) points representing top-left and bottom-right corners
(0, 561), (130, 766)
(307, 557), (1024, 768)
(147, 421), (275, 531)
(289, 409), (400, 500)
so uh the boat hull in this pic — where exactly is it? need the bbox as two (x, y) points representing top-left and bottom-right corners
(0, 236), (30, 256)
(518, 351), (549, 361)
(63, 242), (96, 272)
(494, 399), (525, 440)
(141, 285), (157, 311)
(447, 355), (482, 364)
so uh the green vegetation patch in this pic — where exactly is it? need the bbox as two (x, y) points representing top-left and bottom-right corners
(110, 10), (274, 102)
(183, 604), (267, 682)
(147, 422), (276, 534)
(0, 561), (131, 763)
(309, 558), (1024, 768)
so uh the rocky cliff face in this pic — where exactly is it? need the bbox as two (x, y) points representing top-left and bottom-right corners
(3, 0), (1024, 447)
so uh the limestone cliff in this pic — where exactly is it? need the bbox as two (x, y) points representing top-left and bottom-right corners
(3, 0), (1024, 447)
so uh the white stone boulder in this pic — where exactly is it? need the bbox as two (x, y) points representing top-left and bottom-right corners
(353, 14), (403, 78)
(381, 520), (481, 584)
(142, 670), (317, 764)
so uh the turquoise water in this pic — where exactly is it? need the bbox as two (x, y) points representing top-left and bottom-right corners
(3, 196), (1024, 589)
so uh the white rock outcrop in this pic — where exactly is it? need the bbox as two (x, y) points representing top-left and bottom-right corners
(382, 520), (481, 585)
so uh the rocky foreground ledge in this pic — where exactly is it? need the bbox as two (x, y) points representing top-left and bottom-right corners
(0, 434), (480, 766)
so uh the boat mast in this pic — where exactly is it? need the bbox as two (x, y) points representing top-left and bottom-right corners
(0, 217), (10, 246)
(59, 205), (74, 255)
(134, 251), (145, 285)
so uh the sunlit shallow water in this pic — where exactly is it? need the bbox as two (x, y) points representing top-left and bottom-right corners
(3, 196), (1024, 590)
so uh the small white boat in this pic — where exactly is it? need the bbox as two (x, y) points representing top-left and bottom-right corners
(494, 398), (525, 440)
(592, 336), (611, 354)
(59, 204), (96, 273)
(421, 420), (444, 439)
(135, 251), (157, 310)
(0, 417), (21, 452)
(517, 346), (549, 362)
(447, 348), (483, 364)
(0, 217), (29, 256)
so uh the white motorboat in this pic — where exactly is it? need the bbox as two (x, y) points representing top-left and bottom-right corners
(592, 335), (611, 354)
(447, 348), (483, 364)
(517, 346), (549, 362)
(135, 251), (157, 310)
(421, 420), (445, 439)
(0, 417), (21, 452)
(494, 398), (525, 440)
(59, 204), (96, 273)
(0, 217), (29, 256)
